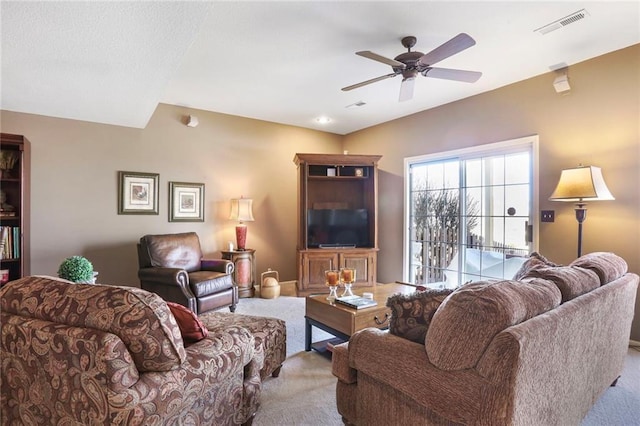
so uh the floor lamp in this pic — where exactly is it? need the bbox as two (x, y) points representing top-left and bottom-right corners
(549, 165), (614, 258)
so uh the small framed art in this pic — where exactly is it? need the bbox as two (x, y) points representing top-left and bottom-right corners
(169, 181), (204, 222)
(118, 171), (159, 215)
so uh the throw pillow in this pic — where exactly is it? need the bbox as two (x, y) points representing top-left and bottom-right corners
(386, 288), (454, 344)
(166, 302), (209, 346)
(512, 252), (560, 281)
(520, 265), (600, 302)
(569, 252), (628, 285)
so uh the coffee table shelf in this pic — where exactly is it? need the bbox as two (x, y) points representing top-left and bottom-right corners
(304, 282), (414, 352)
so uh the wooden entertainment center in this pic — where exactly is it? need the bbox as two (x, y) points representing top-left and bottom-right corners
(293, 153), (381, 296)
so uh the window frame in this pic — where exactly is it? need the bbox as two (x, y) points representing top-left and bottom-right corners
(402, 135), (540, 284)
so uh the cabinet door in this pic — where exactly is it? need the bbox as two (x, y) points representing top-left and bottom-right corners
(222, 250), (256, 298)
(298, 251), (339, 292)
(341, 251), (376, 286)
(234, 255), (252, 285)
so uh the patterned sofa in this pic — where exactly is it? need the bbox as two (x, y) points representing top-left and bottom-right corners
(332, 252), (639, 425)
(0, 276), (263, 425)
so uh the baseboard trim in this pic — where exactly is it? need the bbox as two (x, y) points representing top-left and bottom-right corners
(630, 339), (640, 348)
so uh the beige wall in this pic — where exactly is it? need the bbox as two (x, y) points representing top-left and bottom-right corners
(344, 44), (640, 340)
(0, 105), (342, 286)
(1, 44), (638, 338)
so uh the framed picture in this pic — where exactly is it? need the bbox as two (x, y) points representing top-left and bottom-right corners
(118, 171), (159, 215)
(169, 181), (204, 222)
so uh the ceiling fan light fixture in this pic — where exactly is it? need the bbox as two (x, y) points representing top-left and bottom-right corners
(402, 69), (419, 80)
(399, 77), (416, 102)
(315, 116), (331, 124)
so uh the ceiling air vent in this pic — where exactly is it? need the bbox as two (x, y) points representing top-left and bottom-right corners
(534, 9), (590, 35)
(345, 101), (366, 109)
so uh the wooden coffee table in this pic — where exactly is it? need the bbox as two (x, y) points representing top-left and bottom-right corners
(304, 282), (414, 352)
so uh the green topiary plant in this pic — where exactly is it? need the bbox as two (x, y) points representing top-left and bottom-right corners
(58, 255), (94, 283)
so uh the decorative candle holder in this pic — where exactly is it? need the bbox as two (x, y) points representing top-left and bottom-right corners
(340, 267), (356, 297)
(325, 269), (340, 301)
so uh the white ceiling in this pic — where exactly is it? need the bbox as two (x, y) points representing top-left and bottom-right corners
(2, 1), (639, 135)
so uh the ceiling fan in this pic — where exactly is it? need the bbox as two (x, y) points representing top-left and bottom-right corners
(342, 33), (482, 102)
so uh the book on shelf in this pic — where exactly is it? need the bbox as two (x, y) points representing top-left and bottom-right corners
(0, 226), (19, 260)
(0, 226), (9, 259)
(335, 295), (378, 309)
(0, 227), (8, 259)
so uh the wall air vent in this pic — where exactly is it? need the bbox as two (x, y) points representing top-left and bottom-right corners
(534, 9), (590, 35)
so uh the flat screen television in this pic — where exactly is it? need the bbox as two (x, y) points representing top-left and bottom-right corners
(307, 209), (370, 248)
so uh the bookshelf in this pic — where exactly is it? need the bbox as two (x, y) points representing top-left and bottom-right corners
(0, 133), (30, 284)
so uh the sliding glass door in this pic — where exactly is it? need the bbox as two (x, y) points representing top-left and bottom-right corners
(404, 136), (538, 287)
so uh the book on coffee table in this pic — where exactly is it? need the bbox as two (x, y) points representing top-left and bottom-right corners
(335, 295), (378, 309)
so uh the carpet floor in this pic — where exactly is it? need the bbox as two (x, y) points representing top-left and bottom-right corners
(234, 295), (640, 426)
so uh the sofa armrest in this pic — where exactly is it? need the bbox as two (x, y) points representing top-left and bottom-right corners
(183, 325), (258, 381)
(138, 268), (197, 312)
(201, 259), (234, 274)
(113, 325), (262, 425)
(331, 342), (357, 384)
(347, 328), (486, 424)
(138, 267), (188, 286)
(183, 325), (262, 424)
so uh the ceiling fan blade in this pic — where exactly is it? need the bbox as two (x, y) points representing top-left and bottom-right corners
(356, 51), (405, 68)
(398, 77), (415, 102)
(418, 33), (476, 67)
(341, 73), (398, 91)
(423, 67), (482, 83)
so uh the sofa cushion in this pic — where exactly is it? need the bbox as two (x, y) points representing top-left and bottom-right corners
(142, 232), (203, 272)
(189, 271), (234, 296)
(386, 288), (454, 344)
(167, 301), (209, 345)
(426, 279), (561, 371)
(521, 265), (600, 302)
(512, 252), (560, 280)
(569, 252), (628, 285)
(0, 276), (186, 372)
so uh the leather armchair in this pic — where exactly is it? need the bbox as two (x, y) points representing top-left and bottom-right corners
(137, 232), (238, 314)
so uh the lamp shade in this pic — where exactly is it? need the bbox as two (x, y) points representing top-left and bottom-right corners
(229, 198), (255, 222)
(549, 166), (614, 202)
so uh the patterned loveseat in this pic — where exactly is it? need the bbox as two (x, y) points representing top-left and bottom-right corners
(332, 252), (639, 425)
(0, 276), (263, 425)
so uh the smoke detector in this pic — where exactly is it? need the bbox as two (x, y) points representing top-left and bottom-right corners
(535, 9), (590, 35)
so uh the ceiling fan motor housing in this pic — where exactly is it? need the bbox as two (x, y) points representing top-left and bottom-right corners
(394, 51), (434, 79)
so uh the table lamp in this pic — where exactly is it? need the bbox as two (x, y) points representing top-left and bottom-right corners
(229, 197), (254, 251)
(549, 165), (614, 258)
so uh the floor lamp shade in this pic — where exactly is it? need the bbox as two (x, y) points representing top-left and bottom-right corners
(549, 165), (614, 258)
(229, 198), (254, 250)
(549, 166), (614, 202)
